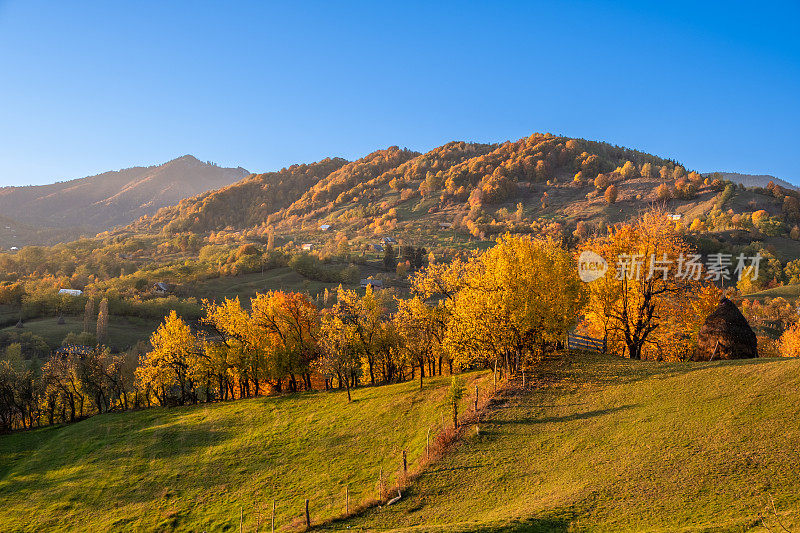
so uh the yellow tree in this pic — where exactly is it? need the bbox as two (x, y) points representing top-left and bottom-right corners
(443, 234), (586, 374)
(136, 311), (200, 405)
(583, 210), (716, 360)
(317, 307), (361, 401)
(604, 184), (619, 204)
(394, 296), (447, 389)
(619, 161), (638, 180)
(96, 297), (109, 345)
(331, 286), (389, 385)
(779, 321), (800, 357)
(250, 291), (320, 392)
(203, 297), (264, 397)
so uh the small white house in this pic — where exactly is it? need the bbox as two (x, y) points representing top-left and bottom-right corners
(9, 246), (18, 251)
(668, 214), (682, 221)
(438, 222), (454, 229)
(58, 289), (83, 297)
(381, 236), (397, 244)
(319, 224), (331, 231)
(301, 243), (314, 251)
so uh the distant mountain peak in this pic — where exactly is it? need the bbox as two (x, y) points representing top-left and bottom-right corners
(704, 172), (798, 191)
(173, 154), (201, 163)
(0, 156), (251, 240)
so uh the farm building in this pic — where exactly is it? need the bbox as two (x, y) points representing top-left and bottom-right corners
(153, 282), (173, 295)
(360, 278), (384, 290)
(58, 289), (83, 297)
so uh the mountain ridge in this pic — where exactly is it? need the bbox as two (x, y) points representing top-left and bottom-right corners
(704, 171), (798, 191)
(0, 155), (249, 240)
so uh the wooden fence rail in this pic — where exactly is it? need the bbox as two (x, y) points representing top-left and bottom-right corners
(568, 333), (605, 353)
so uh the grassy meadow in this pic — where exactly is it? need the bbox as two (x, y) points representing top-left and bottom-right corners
(1, 315), (159, 350)
(192, 267), (342, 302)
(0, 371), (490, 532)
(333, 354), (800, 532)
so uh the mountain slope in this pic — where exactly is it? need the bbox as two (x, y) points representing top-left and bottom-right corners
(338, 354), (800, 532)
(0, 155), (249, 232)
(706, 171), (798, 191)
(135, 135), (680, 238)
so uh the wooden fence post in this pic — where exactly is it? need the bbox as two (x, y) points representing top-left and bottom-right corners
(426, 428), (430, 460)
(305, 498), (310, 529)
(239, 506), (243, 533)
(346, 485), (349, 514)
(474, 385), (478, 411)
(271, 500), (275, 533)
(402, 450), (407, 475)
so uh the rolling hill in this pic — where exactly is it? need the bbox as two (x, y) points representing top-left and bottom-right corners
(2, 353), (799, 532)
(125, 134), (800, 267)
(134, 135), (680, 237)
(334, 353), (800, 532)
(0, 155), (248, 246)
(0, 371), (491, 532)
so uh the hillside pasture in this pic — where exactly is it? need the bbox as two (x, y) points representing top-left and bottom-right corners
(336, 353), (800, 532)
(0, 371), (491, 532)
(1, 315), (159, 351)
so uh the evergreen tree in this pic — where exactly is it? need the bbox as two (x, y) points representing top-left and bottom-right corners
(83, 298), (95, 334)
(382, 243), (397, 271)
(96, 298), (109, 345)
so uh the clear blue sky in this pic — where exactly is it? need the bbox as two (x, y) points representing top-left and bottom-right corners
(0, 1), (798, 186)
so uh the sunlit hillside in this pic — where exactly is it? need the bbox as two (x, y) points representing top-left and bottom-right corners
(335, 354), (800, 532)
(0, 372), (490, 532)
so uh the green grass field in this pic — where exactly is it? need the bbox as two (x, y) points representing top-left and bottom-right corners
(1, 315), (159, 350)
(746, 283), (800, 301)
(3, 353), (799, 532)
(0, 371), (490, 532)
(192, 267), (352, 303)
(334, 354), (800, 532)
(0, 304), (20, 327)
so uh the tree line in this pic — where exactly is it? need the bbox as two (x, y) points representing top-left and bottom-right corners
(0, 212), (739, 431)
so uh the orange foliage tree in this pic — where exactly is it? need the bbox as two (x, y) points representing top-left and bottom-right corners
(583, 210), (720, 361)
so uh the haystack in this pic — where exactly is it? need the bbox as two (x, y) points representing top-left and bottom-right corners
(695, 297), (757, 361)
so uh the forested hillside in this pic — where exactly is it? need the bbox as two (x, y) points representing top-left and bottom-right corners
(129, 135), (800, 265)
(136, 135), (681, 237)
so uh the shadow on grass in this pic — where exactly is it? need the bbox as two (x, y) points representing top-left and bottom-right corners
(490, 404), (637, 426)
(532, 352), (790, 393)
(470, 516), (571, 532)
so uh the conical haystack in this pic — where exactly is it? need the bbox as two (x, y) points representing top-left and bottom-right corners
(695, 297), (757, 361)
